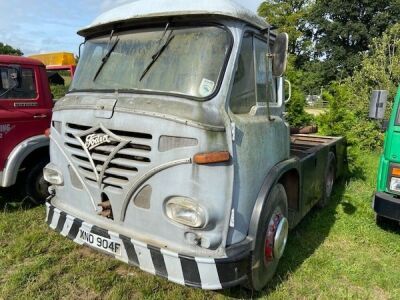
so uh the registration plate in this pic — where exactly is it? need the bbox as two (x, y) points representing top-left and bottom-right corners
(78, 229), (122, 256)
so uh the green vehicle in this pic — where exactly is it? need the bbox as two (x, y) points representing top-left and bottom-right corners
(373, 88), (400, 225)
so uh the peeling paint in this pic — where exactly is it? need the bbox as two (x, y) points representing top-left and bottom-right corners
(0, 124), (14, 139)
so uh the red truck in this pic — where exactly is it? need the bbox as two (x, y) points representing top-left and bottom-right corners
(0, 55), (52, 202)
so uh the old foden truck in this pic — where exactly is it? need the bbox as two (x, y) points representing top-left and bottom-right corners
(44, 0), (346, 290)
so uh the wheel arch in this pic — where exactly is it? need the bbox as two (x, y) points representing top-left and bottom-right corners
(278, 168), (300, 212)
(248, 158), (300, 250)
(1, 135), (49, 187)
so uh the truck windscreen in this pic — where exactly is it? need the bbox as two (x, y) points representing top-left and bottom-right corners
(70, 26), (231, 100)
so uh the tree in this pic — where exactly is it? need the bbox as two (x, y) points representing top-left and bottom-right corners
(307, 0), (400, 83)
(258, 0), (312, 67)
(0, 43), (23, 56)
(258, 0), (322, 124)
(318, 23), (400, 151)
(345, 23), (400, 118)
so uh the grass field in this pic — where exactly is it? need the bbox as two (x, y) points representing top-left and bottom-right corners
(1, 152), (400, 299)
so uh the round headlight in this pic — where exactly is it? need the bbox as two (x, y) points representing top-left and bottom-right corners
(43, 163), (64, 186)
(165, 197), (206, 228)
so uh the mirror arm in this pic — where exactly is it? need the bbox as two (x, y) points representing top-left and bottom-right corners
(260, 25), (276, 35)
(78, 40), (87, 59)
(265, 53), (273, 121)
(381, 119), (389, 132)
(285, 79), (292, 103)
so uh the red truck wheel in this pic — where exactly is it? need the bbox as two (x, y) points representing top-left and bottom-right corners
(246, 183), (288, 291)
(25, 160), (49, 204)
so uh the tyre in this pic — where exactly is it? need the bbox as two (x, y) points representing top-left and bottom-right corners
(24, 159), (49, 204)
(246, 183), (289, 291)
(317, 152), (336, 208)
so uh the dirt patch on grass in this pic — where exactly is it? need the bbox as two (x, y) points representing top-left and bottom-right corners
(115, 265), (138, 277)
(76, 246), (97, 258)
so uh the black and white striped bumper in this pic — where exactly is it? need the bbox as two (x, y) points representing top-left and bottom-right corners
(45, 203), (249, 290)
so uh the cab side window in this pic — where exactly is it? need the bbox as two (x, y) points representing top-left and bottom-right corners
(230, 34), (255, 114)
(254, 37), (276, 103)
(0, 67), (37, 100)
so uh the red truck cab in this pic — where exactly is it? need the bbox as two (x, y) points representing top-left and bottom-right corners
(0, 55), (53, 202)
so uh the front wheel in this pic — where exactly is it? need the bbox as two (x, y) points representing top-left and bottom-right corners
(24, 159), (49, 204)
(246, 183), (289, 291)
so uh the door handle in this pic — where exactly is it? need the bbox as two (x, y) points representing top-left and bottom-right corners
(33, 114), (48, 119)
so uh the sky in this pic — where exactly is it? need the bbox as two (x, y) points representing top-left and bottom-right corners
(0, 0), (262, 56)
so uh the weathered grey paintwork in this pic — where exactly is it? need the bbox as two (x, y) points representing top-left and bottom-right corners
(46, 0), (346, 289)
(78, 0), (269, 36)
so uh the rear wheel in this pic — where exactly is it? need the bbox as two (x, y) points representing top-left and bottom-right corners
(246, 184), (289, 291)
(24, 159), (49, 204)
(317, 152), (336, 208)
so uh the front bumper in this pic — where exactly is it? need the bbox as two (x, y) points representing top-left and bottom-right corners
(373, 192), (400, 221)
(45, 203), (249, 290)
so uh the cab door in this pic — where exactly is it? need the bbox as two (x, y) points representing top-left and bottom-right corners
(0, 64), (50, 171)
(226, 32), (290, 244)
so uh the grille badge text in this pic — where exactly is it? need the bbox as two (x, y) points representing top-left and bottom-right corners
(73, 124), (132, 189)
(85, 134), (111, 150)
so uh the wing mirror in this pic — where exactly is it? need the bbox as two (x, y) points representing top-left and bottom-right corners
(369, 90), (388, 120)
(369, 90), (389, 132)
(271, 33), (289, 77)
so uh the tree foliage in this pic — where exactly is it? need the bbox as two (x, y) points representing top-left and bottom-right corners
(307, 0), (400, 82)
(258, 0), (312, 67)
(318, 24), (400, 151)
(258, 0), (400, 134)
(284, 56), (315, 127)
(0, 43), (23, 56)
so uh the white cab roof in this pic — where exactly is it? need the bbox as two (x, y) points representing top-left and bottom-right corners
(78, 0), (269, 36)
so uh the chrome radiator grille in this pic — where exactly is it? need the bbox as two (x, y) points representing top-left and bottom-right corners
(64, 123), (153, 191)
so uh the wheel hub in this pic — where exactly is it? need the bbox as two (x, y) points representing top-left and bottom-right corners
(326, 166), (334, 198)
(265, 213), (289, 261)
(273, 217), (289, 259)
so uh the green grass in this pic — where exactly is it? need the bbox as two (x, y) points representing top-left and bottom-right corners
(1, 152), (400, 299)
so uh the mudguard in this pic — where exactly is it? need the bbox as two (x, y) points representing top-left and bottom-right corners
(247, 157), (300, 249)
(1, 135), (49, 187)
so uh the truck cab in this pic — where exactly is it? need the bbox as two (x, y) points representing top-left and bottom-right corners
(373, 87), (400, 225)
(0, 55), (52, 202)
(45, 0), (346, 290)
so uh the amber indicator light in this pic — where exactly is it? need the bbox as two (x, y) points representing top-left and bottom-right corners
(392, 167), (400, 177)
(193, 151), (230, 165)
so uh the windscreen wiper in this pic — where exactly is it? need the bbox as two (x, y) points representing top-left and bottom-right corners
(93, 33), (120, 82)
(139, 29), (175, 81)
